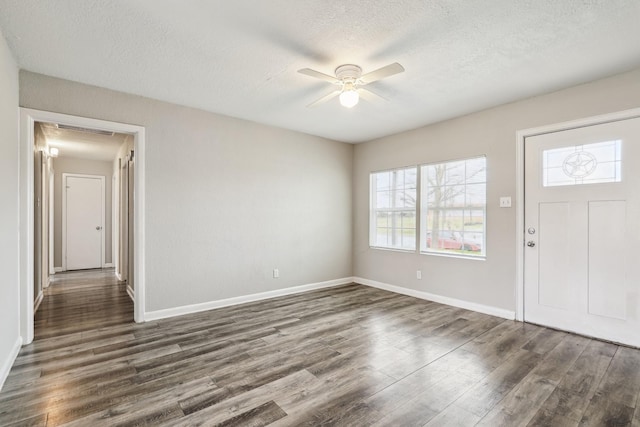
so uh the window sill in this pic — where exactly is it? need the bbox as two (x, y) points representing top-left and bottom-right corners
(369, 246), (417, 254)
(420, 250), (486, 261)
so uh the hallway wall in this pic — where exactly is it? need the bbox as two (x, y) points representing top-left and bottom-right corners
(0, 30), (21, 389)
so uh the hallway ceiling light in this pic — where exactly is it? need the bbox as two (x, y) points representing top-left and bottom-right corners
(56, 123), (115, 136)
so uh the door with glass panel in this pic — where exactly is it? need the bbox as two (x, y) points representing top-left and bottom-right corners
(524, 117), (640, 347)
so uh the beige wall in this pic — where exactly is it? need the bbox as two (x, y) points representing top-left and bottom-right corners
(52, 157), (114, 268)
(0, 31), (20, 388)
(354, 67), (640, 312)
(20, 71), (354, 312)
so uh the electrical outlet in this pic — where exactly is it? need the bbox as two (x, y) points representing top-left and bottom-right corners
(417, 270), (422, 280)
(273, 268), (279, 278)
(499, 196), (512, 208)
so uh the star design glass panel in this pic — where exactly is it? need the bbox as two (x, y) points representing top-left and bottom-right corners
(542, 140), (621, 187)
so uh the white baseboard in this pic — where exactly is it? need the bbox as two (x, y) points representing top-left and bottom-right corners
(126, 285), (134, 302)
(144, 277), (354, 322)
(0, 336), (23, 392)
(54, 267), (63, 273)
(104, 263), (114, 268)
(33, 291), (44, 313)
(354, 277), (515, 320)
(116, 272), (124, 281)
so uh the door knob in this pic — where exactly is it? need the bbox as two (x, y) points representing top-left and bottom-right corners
(96, 226), (102, 231)
(527, 241), (535, 247)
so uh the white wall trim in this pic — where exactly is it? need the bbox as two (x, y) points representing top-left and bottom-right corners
(54, 267), (63, 273)
(0, 336), (22, 392)
(61, 173), (106, 271)
(126, 285), (134, 302)
(145, 277), (354, 322)
(354, 277), (516, 320)
(48, 164), (55, 275)
(133, 129), (146, 324)
(33, 291), (43, 313)
(514, 107), (640, 322)
(144, 276), (517, 323)
(20, 108), (146, 345)
(104, 263), (114, 268)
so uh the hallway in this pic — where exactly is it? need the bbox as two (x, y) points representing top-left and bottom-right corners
(34, 269), (133, 340)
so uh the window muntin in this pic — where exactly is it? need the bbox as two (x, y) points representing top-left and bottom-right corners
(542, 140), (621, 187)
(420, 157), (486, 257)
(370, 167), (417, 250)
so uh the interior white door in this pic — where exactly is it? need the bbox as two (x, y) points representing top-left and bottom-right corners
(65, 175), (104, 270)
(524, 117), (640, 347)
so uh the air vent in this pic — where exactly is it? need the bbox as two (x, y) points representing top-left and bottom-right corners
(57, 124), (115, 136)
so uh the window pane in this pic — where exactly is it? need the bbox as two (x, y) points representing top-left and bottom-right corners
(376, 212), (389, 228)
(466, 183), (486, 207)
(403, 189), (416, 207)
(376, 172), (391, 190)
(421, 156), (486, 257)
(376, 229), (389, 247)
(402, 229), (416, 249)
(376, 191), (390, 209)
(405, 168), (417, 188)
(446, 185), (466, 207)
(466, 158), (487, 183)
(402, 212), (416, 229)
(445, 161), (465, 183)
(370, 166), (417, 251)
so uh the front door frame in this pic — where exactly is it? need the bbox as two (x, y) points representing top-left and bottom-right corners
(20, 108), (147, 344)
(515, 107), (640, 322)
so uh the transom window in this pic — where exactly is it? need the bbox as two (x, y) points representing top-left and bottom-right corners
(542, 140), (622, 187)
(370, 167), (417, 250)
(420, 156), (486, 257)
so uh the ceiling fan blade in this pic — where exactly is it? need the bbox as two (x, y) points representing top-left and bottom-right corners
(359, 62), (405, 85)
(306, 90), (341, 108)
(358, 87), (388, 103)
(298, 68), (340, 84)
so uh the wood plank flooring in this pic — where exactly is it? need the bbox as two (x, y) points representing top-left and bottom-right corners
(34, 269), (133, 340)
(2, 270), (640, 426)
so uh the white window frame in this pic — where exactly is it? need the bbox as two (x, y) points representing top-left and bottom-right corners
(369, 166), (418, 251)
(419, 156), (487, 259)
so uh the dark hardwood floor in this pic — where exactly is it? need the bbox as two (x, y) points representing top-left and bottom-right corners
(34, 269), (133, 340)
(1, 270), (640, 426)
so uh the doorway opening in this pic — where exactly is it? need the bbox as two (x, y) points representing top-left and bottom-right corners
(20, 109), (146, 344)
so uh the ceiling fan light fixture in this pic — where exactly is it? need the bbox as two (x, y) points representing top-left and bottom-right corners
(299, 62), (403, 108)
(339, 89), (359, 108)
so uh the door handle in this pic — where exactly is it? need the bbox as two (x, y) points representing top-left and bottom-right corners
(96, 226), (102, 231)
(527, 241), (535, 247)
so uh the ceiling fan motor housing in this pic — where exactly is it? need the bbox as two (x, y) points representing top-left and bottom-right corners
(335, 64), (362, 83)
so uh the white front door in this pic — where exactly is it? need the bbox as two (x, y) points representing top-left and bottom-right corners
(65, 175), (104, 270)
(524, 117), (640, 347)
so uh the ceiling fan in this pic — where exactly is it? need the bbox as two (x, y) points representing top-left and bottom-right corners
(298, 62), (405, 108)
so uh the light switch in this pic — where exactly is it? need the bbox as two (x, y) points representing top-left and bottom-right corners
(499, 196), (512, 208)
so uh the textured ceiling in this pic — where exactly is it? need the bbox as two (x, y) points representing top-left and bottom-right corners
(2, 1), (640, 143)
